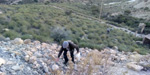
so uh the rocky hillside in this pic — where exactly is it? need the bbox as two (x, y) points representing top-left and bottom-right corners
(131, 0), (150, 19)
(0, 38), (150, 75)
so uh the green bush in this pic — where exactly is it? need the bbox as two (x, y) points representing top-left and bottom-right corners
(65, 10), (73, 15)
(144, 7), (149, 11)
(21, 34), (33, 40)
(90, 5), (99, 17)
(124, 10), (131, 15)
(50, 27), (72, 43)
(3, 31), (20, 39)
(0, 4), (149, 54)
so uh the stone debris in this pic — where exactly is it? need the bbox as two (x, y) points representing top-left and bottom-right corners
(0, 38), (150, 75)
(127, 62), (143, 71)
(12, 65), (23, 71)
(52, 64), (59, 71)
(12, 38), (24, 45)
(24, 39), (31, 44)
(0, 58), (5, 67)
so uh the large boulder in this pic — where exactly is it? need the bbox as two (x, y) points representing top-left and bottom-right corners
(12, 38), (24, 45)
(113, 46), (118, 50)
(129, 54), (143, 62)
(127, 62), (143, 71)
(0, 58), (5, 66)
(24, 39), (31, 44)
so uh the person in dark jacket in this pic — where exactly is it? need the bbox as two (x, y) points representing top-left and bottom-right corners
(56, 41), (79, 65)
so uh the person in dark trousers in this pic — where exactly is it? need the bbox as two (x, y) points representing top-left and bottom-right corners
(56, 41), (79, 66)
(107, 28), (110, 34)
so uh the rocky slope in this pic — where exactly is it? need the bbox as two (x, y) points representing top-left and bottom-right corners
(0, 38), (150, 75)
(131, 0), (150, 19)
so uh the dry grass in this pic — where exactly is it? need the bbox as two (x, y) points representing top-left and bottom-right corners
(50, 70), (61, 75)
(86, 50), (103, 65)
(87, 64), (93, 75)
(81, 50), (112, 75)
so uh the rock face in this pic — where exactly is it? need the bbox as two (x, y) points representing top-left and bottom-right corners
(0, 58), (5, 66)
(0, 38), (150, 75)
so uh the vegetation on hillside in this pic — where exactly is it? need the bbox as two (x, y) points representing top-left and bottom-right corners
(107, 14), (150, 34)
(0, 4), (149, 54)
(51, 3), (150, 35)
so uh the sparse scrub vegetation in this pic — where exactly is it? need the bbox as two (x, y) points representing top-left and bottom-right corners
(50, 27), (72, 43)
(107, 14), (150, 34)
(80, 50), (112, 74)
(0, 3), (149, 54)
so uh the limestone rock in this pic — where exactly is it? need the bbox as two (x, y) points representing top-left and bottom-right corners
(0, 72), (5, 75)
(110, 49), (117, 54)
(34, 52), (42, 58)
(42, 43), (49, 48)
(26, 51), (33, 56)
(6, 61), (14, 65)
(24, 55), (30, 61)
(127, 62), (143, 71)
(129, 54), (142, 62)
(113, 46), (118, 50)
(29, 56), (37, 63)
(12, 38), (24, 45)
(31, 48), (37, 52)
(120, 55), (127, 61)
(33, 41), (40, 45)
(12, 65), (22, 71)
(52, 64), (59, 71)
(24, 39), (31, 44)
(0, 58), (5, 66)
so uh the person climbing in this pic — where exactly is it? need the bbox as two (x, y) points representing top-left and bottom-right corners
(56, 41), (79, 66)
(107, 28), (110, 34)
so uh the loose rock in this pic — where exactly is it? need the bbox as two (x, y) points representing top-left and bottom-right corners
(127, 62), (143, 71)
(52, 64), (59, 71)
(0, 58), (5, 66)
(12, 65), (22, 71)
(12, 38), (24, 45)
(24, 39), (31, 44)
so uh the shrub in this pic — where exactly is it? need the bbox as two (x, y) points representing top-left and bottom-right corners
(144, 7), (149, 11)
(21, 34), (33, 40)
(124, 10), (131, 15)
(3, 30), (20, 39)
(44, 1), (50, 5)
(50, 27), (71, 43)
(65, 10), (73, 15)
(90, 5), (99, 16)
